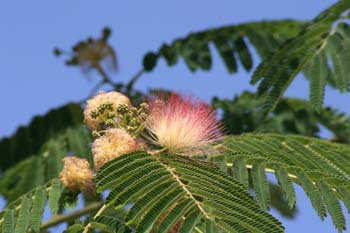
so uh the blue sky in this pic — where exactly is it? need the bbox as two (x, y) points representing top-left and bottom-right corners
(1, 0), (349, 232)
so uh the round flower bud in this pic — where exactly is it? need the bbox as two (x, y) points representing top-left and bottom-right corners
(59, 156), (94, 193)
(84, 91), (131, 131)
(92, 128), (137, 169)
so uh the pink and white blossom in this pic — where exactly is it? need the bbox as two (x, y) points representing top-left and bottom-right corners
(145, 93), (222, 155)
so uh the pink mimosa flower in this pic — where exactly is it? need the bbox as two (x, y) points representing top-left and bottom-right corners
(145, 93), (222, 155)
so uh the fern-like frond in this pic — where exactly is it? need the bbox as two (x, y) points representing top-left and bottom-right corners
(303, 51), (329, 112)
(251, 0), (350, 112)
(91, 215), (132, 233)
(2, 209), (15, 233)
(274, 166), (296, 209)
(0, 179), (63, 233)
(0, 125), (92, 202)
(30, 188), (47, 232)
(212, 92), (350, 143)
(142, 20), (306, 73)
(95, 151), (284, 233)
(218, 133), (350, 232)
(0, 103), (83, 172)
(251, 160), (271, 211)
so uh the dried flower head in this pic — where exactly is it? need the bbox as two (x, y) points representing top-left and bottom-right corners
(145, 93), (222, 155)
(84, 91), (131, 131)
(59, 156), (95, 193)
(56, 28), (116, 77)
(76, 39), (117, 74)
(92, 128), (137, 169)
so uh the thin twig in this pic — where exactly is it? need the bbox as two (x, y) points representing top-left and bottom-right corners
(126, 68), (145, 93)
(95, 64), (116, 87)
(40, 202), (103, 231)
(87, 80), (106, 98)
(82, 204), (107, 233)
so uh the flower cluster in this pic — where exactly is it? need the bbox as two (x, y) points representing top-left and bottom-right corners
(60, 90), (223, 193)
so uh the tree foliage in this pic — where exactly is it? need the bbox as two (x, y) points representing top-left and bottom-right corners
(144, 0), (350, 112)
(143, 20), (305, 73)
(216, 133), (350, 232)
(0, 103), (82, 172)
(0, 126), (91, 202)
(0, 179), (63, 233)
(1, 1), (350, 233)
(252, 0), (350, 112)
(213, 91), (350, 143)
(95, 151), (283, 232)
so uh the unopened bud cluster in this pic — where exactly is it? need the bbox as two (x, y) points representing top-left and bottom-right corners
(87, 95), (148, 137)
(116, 102), (149, 134)
(84, 91), (131, 131)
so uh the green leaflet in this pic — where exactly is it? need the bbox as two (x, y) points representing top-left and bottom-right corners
(274, 166), (296, 209)
(95, 151), (284, 233)
(213, 36), (238, 73)
(231, 156), (249, 189)
(0, 103), (83, 172)
(325, 33), (350, 93)
(91, 216), (132, 233)
(65, 127), (93, 164)
(233, 36), (253, 71)
(0, 179), (65, 233)
(142, 3), (350, 112)
(14, 197), (32, 233)
(48, 179), (62, 215)
(143, 20), (305, 73)
(0, 125), (92, 202)
(178, 209), (202, 233)
(297, 172), (327, 219)
(251, 160), (271, 211)
(252, 0), (350, 112)
(30, 188), (47, 232)
(337, 185), (350, 215)
(303, 51), (328, 112)
(63, 224), (85, 233)
(222, 133), (350, 232)
(212, 92), (350, 143)
(206, 219), (219, 233)
(135, 188), (184, 232)
(44, 139), (66, 180)
(318, 180), (346, 232)
(156, 198), (194, 233)
(2, 209), (15, 233)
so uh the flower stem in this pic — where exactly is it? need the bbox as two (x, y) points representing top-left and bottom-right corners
(133, 124), (145, 137)
(153, 147), (168, 155)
